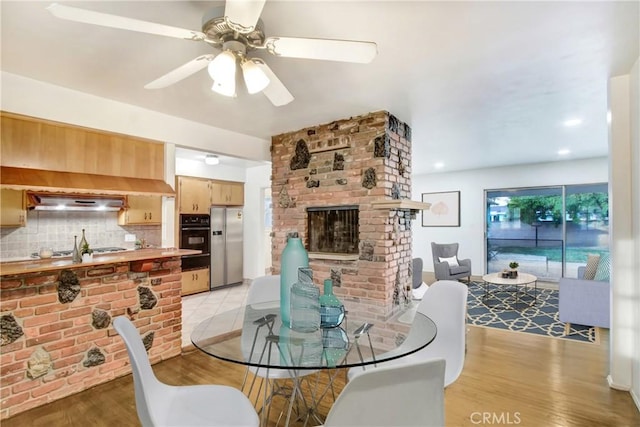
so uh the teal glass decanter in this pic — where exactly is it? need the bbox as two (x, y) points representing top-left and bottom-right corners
(280, 232), (309, 328)
(319, 279), (345, 328)
(290, 267), (320, 332)
(322, 326), (349, 367)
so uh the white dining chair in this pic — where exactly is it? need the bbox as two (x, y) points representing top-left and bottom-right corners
(113, 316), (259, 427)
(323, 358), (446, 427)
(348, 280), (468, 387)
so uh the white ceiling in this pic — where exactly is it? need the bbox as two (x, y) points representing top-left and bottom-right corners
(1, 1), (638, 174)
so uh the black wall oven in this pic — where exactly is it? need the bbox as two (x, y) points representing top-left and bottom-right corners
(179, 214), (210, 271)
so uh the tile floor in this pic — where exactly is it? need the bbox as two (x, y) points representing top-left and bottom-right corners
(181, 281), (251, 349)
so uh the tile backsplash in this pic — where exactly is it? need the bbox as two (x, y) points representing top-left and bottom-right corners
(0, 210), (161, 260)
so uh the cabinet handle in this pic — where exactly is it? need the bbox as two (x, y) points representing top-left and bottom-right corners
(149, 212), (152, 220)
(196, 203), (199, 211)
(196, 273), (199, 280)
(144, 212), (147, 220)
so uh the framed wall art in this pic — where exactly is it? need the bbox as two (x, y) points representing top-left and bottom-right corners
(421, 191), (461, 227)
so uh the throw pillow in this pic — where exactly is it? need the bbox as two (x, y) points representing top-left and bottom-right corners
(593, 253), (611, 282)
(583, 254), (600, 280)
(439, 256), (459, 267)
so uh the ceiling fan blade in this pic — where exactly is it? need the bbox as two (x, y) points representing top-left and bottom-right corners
(265, 37), (377, 63)
(144, 55), (214, 89)
(46, 3), (205, 41)
(254, 61), (294, 106)
(224, 0), (266, 33)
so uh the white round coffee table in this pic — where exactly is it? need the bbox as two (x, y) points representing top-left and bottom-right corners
(481, 272), (538, 309)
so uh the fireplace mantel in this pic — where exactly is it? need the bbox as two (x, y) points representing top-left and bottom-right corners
(371, 199), (431, 211)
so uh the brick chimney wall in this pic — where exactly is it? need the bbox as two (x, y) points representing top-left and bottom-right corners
(271, 111), (415, 316)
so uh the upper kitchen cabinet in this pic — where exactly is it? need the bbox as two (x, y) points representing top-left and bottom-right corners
(0, 189), (26, 227)
(210, 181), (244, 206)
(177, 176), (211, 214)
(118, 195), (162, 225)
(1, 112), (165, 181)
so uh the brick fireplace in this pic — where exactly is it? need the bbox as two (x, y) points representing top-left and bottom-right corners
(271, 111), (419, 318)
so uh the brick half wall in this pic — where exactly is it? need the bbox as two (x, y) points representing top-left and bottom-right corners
(0, 257), (182, 419)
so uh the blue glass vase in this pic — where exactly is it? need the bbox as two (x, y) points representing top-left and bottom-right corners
(280, 233), (309, 328)
(319, 279), (345, 328)
(290, 267), (320, 332)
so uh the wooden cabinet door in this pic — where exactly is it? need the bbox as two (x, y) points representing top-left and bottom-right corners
(118, 196), (162, 225)
(178, 177), (211, 214)
(210, 182), (244, 206)
(0, 189), (26, 227)
(181, 268), (210, 296)
(227, 183), (244, 205)
(210, 182), (225, 205)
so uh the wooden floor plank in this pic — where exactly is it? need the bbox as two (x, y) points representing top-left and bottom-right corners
(2, 325), (638, 426)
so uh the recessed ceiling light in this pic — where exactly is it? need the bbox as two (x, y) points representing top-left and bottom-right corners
(434, 162), (444, 169)
(558, 149), (571, 156)
(563, 118), (582, 127)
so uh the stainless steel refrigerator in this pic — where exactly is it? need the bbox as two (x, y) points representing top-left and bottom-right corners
(210, 206), (244, 289)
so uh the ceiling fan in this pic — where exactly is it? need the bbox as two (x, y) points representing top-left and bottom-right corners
(47, 1), (377, 106)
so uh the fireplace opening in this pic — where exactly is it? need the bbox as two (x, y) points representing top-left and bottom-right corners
(307, 205), (359, 254)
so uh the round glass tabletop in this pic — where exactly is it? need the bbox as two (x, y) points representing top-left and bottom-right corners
(191, 300), (437, 370)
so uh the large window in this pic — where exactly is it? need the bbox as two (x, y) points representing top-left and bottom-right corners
(485, 184), (608, 281)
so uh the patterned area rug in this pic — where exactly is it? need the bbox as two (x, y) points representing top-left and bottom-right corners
(466, 281), (596, 343)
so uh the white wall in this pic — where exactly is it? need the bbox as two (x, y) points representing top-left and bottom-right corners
(244, 164), (273, 279)
(608, 59), (640, 407)
(630, 57), (640, 411)
(411, 157), (608, 276)
(175, 158), (248, 182)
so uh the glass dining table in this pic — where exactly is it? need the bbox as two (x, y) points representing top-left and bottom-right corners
(191, 299), (437, 427)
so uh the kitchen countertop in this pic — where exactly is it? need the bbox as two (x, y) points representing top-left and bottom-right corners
(0, 248), (201, 276)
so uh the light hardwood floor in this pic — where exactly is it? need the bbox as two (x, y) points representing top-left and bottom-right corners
(3, 324), (639, 427)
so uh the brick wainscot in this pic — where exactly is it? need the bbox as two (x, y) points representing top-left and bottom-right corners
(0, 250), (190, 419)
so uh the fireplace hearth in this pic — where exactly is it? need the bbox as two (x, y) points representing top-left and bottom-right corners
(307, 206), (359, 254)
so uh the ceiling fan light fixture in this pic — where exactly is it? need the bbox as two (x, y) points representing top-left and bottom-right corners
(241, 59), (270, 94)
(208, 50), (236, 81)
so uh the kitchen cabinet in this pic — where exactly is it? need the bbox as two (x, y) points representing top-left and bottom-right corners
(181, 267), (210, 296)
(178, 176), (211, 214)
(1, 112), (165, 180)
(210, 181), (244, 206)
(0, 189), (27, 227)
(118, 196), (162, 225)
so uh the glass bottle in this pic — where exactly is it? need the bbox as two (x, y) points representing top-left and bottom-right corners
(280, 232), (309, 328)
(322, 326), (349, 367)
(319, 279), (345, 328)
(72, 235), (82, 264)
(290, 267), (320, 332)
(279, 324), (322, 367)
(79, 229), (89, 252)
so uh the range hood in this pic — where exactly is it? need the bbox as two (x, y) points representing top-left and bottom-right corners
(0, 166), (175, 196)
(27, 192), (126, 211)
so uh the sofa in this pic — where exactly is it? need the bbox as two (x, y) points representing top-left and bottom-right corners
(558, 266), (610, 339)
